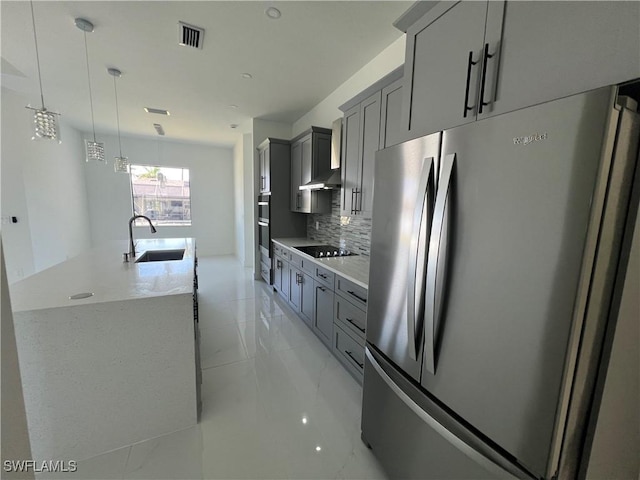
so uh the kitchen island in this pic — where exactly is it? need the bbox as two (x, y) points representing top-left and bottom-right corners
(10, 238), (199, 463)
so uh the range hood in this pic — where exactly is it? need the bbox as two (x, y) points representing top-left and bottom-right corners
(299, 118), (342, 191)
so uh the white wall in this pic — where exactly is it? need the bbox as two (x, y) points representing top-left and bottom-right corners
(292, 36), (406, 136)
(1, 88), (92, 283)
(242, 131), (254, 267)
(84, 133), (235, 257)
(233, 135), (245, 265)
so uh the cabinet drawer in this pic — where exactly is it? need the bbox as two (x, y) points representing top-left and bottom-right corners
(335, 276), (368, 310)
(333, 324), (364, 383)
(334, 295), (366, 342)
(314, 264), (335, 289)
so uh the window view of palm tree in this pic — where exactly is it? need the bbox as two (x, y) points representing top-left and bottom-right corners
(130, 165), (191, 226)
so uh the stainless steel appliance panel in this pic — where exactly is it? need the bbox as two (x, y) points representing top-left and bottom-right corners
(419, 87), (616, 476)
(362, 348), (531, 479)
(367, 133), (441, 382)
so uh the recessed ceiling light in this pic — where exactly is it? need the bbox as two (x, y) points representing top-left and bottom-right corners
(230, 124), (239, 129)
(228, 104), (239, 109)
(265, 7), (281, 19)
(241, 73), (253, 79)
(145, 107), (170, 116)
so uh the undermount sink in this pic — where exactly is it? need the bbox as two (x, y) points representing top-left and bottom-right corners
(135, 249), (185, 263)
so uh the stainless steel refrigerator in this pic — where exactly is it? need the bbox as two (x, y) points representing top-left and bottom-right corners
(362, 86), (640, 479)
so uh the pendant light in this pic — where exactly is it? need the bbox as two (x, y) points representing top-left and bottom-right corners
(108, 68), (129, 173)
(75, 18), (105, 163)
(25, 0), (61, 143)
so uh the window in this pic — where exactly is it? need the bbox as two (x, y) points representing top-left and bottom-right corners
(130, 165), (191, 226)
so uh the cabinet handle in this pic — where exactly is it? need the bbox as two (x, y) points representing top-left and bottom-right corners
(345, 350), (364, 369)
(347, 290), (367, 303)
(261, 175), (265, 189)
(276, 260), (282, 269)
(356, 188), (362, 213)
(318, 273), (328, 279)
(317, 285), (326, 292)
(346, 317), (366, 333)
(478, 43), (495, 115)
(351, 188), (357, 215)
(463, 50), (479, 118)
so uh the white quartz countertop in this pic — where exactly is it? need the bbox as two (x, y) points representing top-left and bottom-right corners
(10, 238), (196, 312)
(272, 238), (370, 289)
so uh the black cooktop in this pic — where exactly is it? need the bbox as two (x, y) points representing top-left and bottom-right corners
(294, 245), (357, 258)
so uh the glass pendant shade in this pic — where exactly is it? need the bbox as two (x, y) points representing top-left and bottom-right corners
(28, 107), (61, 143)
(26, 1), (61, 143)
(85, 139), (105, 163)
(114, 156), (129, 173)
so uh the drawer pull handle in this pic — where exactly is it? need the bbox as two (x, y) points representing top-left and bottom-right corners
(318, 273), (328, 279)
(346, 317), (365, 333)
(345, 350), (364, 369)
(347, 290), (367, 303)
(317, 286), (326, 292)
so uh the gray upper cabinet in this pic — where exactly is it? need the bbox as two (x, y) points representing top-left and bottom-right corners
(339, 67), (403, 218)
(340, 105), (361, 216)
(402, 1), (496, 139)
(400, 0), (640, 138)
(290, 127), (332, 214)
(340, 92), (380, 217)
(258, 146), (270, 194)
(379, 77), (404, 149)
(486, 1), (640, 120)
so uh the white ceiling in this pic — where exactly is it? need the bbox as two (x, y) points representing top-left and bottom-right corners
(1, 1), (412, 147)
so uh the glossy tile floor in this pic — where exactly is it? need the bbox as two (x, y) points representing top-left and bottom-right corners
(43, 256), (386, 480)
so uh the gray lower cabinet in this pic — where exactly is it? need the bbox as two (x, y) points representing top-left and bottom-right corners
(333, 324), (365, 383)
(289, 267), (302, 311)
(273, 254), (290, 302)
(271, 242), (368, 383)
(333, 278), (367, 384)
(313, 281), (334, 347)
(288, 265), (314, 328)
(300, 273), (314, 327)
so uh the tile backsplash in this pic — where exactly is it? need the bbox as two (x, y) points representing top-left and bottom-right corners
(307, 190), (372, 256)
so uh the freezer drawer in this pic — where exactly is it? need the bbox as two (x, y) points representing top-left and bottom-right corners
(361, 347), (532, 480)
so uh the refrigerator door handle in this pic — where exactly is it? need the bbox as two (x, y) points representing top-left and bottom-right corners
(424, 153), (456, 374)
(407, 157), (435, 360)
(365, 348), (522, 479)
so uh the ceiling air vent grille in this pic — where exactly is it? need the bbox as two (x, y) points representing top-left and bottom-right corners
(178, 22), (204, 49)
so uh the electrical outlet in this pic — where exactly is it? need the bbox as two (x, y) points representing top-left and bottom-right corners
(315, 221), (320, 230)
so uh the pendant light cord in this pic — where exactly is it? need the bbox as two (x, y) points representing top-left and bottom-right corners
(29, 0), (46, 110)
(83, 31), (97, 142)
(112, 75), (123, 158)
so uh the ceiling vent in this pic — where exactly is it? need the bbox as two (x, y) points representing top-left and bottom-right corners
(145, 107), (170, 116)
(178, 22), (204, 49)
(153, 124), (165, 136)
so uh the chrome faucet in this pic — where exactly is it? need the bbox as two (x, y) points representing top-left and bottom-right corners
(127, 215), (157, 260)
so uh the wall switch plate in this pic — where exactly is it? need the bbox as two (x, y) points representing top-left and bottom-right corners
(315, 221), (320, 230)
